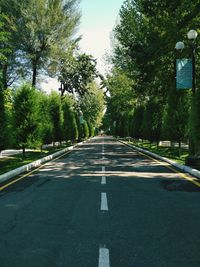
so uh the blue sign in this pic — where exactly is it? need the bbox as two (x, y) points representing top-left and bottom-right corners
(176, 59), (192, 89)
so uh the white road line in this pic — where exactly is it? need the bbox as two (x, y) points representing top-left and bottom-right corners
(102, 166), (105, 173)
(99, 247), (110, 267)
(101, 192), (108, 211)
(101, 176), (106, 185)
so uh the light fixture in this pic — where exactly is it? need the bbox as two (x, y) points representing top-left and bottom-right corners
(187, 30), (198, 40)
(175, 41), (185, 50)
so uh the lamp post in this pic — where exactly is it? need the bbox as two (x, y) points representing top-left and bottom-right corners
(175, 30), (198, 164)
(187, 30), (198, 95)
(175, 29), (198, 95)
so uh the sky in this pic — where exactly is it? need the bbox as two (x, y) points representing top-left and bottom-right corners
(41, 0), (124, 92)
(79, 0), (124, 74)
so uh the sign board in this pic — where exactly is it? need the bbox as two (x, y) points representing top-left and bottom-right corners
(176, 58), (192, 89)
(79, 115), (84, 124)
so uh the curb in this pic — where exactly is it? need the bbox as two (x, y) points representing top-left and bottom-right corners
(119, 140), (200, 179)
(0, 139), (88, 184)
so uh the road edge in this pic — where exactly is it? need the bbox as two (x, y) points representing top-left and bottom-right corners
(0, 139), (89, 184)
(119, 140), (200, 179)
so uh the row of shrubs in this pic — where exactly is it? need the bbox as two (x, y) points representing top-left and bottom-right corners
(0, 83), (96, 156)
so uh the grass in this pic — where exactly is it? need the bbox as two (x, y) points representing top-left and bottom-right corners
(127, 140), (188, 165)
(0, 145), (71, 175)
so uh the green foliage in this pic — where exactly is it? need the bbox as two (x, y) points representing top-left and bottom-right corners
(62, 96), (78, 142)
(80, 82), (105, 128)
(83, 120), (89, 139)
(162, 89), (190, 143)
(142, 98), (163, 143)
(88, 122), (95, 137)
(75, 113), (83, 141)
(0, 82), (7, 151)
(107, 0), (200, 154)
(59, 52), (99, 96)
(38, 92), (54, 145)
(1, 0), (80, 87)
(3, 88), (14, 147)
(131, 105), (144, 139)
(48, 91), (63, 143)
(104, 68), (135, 134)
(13, 84), (41, 155)
(190, 90), (200, 155)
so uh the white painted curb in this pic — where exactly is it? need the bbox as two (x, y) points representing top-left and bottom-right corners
(0, 139), (89, 184)
(119, 140), (200, 179)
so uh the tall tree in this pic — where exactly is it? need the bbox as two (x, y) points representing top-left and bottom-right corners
(62, 95), (78, 143)
(104, 68), (135, 134)
(162, 89), (190, 148)
(13, 84), (41, 157)
(38, 92), (54, 149)
(59, 51), (99, 96)
(0, 82), (7, 153)
(48, 91), (63, 144)
(13, 0), (80, 86)
(80, 82), (105, 128)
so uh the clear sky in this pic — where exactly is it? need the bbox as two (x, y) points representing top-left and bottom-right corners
(41, 0), (124, 92)
(79, 0), (124, 74)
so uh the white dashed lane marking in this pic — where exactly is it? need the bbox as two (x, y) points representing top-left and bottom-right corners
(99, 247), (110, 267)
(101, 192), (108, 211)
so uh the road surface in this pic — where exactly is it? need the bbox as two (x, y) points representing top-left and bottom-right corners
(0, 136), (200, 267)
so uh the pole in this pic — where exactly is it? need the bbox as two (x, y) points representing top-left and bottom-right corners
(192, 41), (196, 95)
(188, 40), (196, 157)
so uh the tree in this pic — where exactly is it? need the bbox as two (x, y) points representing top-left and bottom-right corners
(38, 92), (54, 149)
(0, 82), (7, 153)
(59, 52), (99, 96)
(13, 84), (41, 157)
(88, 122), (95, 137)
(0, 4), (30, 89)
(83, 120), (89, 139)
(80, 82), (105, 128)
(48, 91), (63, 144)
(131, 105), (144, 139)
(0, 13), (16, 89)
(142, 98), (163, 145)
(11, 0), (80, 86)
(162, 89), (190, 150)
(75, 113), (84, 141)
(62, 96), (78, 143)
(104, 68), (135, 134)
(190, 89), (200, 156)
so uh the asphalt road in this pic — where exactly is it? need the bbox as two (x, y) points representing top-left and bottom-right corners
(1, 136), (200, 267)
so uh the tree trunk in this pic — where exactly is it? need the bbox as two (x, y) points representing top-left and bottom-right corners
(156, 140), (159, 149)
(179, 141), (182, 158)
(22, 146), (26, 158)
(32, 64), (37, 87)
(170, 141), (175, 148)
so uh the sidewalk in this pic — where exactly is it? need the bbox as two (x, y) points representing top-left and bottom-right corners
(0, 142), (63, 158)
(0, 149), (33, 158)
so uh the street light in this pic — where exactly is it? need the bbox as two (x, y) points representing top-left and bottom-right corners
(175, 29), (198, 94)
(175, 29), (198, 164)
(175, 41), (185, 50)
(187, 29), (198, 40)
(187, 30), (198, 95)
